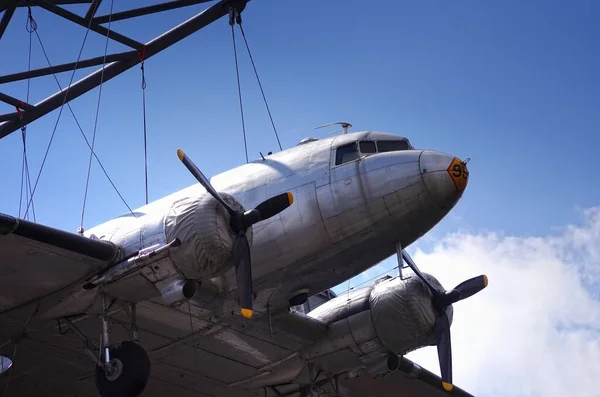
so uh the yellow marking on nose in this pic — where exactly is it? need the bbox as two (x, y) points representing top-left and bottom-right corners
(446, 157), (469, 193)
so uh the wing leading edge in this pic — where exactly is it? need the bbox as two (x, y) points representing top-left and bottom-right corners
(0, 213), (119, 313)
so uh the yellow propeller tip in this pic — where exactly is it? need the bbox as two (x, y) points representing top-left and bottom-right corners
(287, 192), (294, 205)
(177, 149), (184, 161)
(241, 308), (253, 319)
(442, 382), (454, 392)
(483, 274), (488, 287)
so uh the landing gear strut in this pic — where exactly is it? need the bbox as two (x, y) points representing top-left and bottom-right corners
(94, 297), (150, 397)
(94, 341), (150, 397)
(64, 295), (150, 397)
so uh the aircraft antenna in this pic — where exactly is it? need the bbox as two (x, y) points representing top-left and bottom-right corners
(315, 121), (353, 135)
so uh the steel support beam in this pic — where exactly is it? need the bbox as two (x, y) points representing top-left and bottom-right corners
(0, 0), (18, 40)
(0, 92), (35, 110)
(1, 0), (92, 13)
(0, 0), (249, 139)
(0, 113), (18, 123)
(37, 0), (143, 49)
(93, 0), (212, 24)
(0, 50), (137, 84)
(83, 0), (101, 22)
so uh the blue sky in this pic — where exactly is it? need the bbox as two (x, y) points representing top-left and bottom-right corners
(0, 0), (598, 236)
(1, 1), (599, 395)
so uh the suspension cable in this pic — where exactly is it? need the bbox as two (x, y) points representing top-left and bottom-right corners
(236, 18), (283, 152)
(18, 130), (25, 214)
(23, 3), (98, 220)
(230, 8), (249, 163)
(80, 0), (115, 232)
(18, 7), (38, 222)
(17, 108), (36, 222)
(33, 30), (136, 220)
(139, 45), (149, 205)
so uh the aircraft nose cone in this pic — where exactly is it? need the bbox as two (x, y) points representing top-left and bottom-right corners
(419, 151), (469, 202)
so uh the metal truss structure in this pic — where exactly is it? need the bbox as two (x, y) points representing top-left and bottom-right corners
(0, 0), (249, 140)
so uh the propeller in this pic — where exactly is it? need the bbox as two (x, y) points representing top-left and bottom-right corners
(177, 149), (294, 319)
(401, 251), (488, 392)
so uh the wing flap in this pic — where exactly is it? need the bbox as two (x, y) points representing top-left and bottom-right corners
(0, 213), (119, 313)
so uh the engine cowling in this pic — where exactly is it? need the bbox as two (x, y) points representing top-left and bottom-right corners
(369, 274), (453, 355)
(164, 191), (253, 280)
(305, 273), (452, 359)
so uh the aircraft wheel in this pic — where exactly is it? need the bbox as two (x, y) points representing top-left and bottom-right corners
(95, 341), (151, 397)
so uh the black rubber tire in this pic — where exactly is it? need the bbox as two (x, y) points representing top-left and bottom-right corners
(95, 341), (151, 397)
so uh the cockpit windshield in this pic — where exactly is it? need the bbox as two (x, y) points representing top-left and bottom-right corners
(359, 141), (376, 154)
(377, 140), (410, 152)
(335, 139), (413, 166)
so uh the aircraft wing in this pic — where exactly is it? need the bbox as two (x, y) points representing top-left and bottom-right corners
(0, 212), (119, 313)
(0, 296), (329, 396)
(0, 213), (475, 396)
(337, 356), (475, 397)
(0, 293), (475, 396)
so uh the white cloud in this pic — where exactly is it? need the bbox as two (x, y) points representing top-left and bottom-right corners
(356, 206), (600, 397)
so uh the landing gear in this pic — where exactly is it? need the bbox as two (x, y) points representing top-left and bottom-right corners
(94, 341), (150, 397)
(95, 297), (150, 397)
(63, 296), (151, 397)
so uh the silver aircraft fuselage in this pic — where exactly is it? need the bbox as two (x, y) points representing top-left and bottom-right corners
(85, 131), (469, 312)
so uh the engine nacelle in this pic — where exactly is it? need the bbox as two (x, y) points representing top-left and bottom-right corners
(306, 273), (452, 359)
(369, 274), (452, 355)
(164, 191), (252, 280)
(246, 274), (451, 389)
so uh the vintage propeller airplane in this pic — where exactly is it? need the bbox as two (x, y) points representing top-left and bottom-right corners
(0, 129), (487, 397)
(0, 1), (488, 396)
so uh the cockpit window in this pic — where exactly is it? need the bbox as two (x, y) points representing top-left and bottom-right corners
(335, 139), (413, 166)
(359, 141), (376, 154)
(335, 143), (359, 165)
(377, 140), (410, 152)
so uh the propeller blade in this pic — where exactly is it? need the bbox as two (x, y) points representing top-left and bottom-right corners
(431, 275), (488, 392)
(401, 250), (441, 295)
(434, 313), (453, 392)
(452, 274), (488, 301)
(233, 233), (253, 319)
(176, 150), (296, 320)
(254, 192), (294, 221)
(177, 149), (237, 218)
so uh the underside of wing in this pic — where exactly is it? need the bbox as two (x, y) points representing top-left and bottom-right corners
(337, 356), (475, 397)
(0, 213), (119, 313)
(0, 277), (477, 397)
(0, 296), (329, 397)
